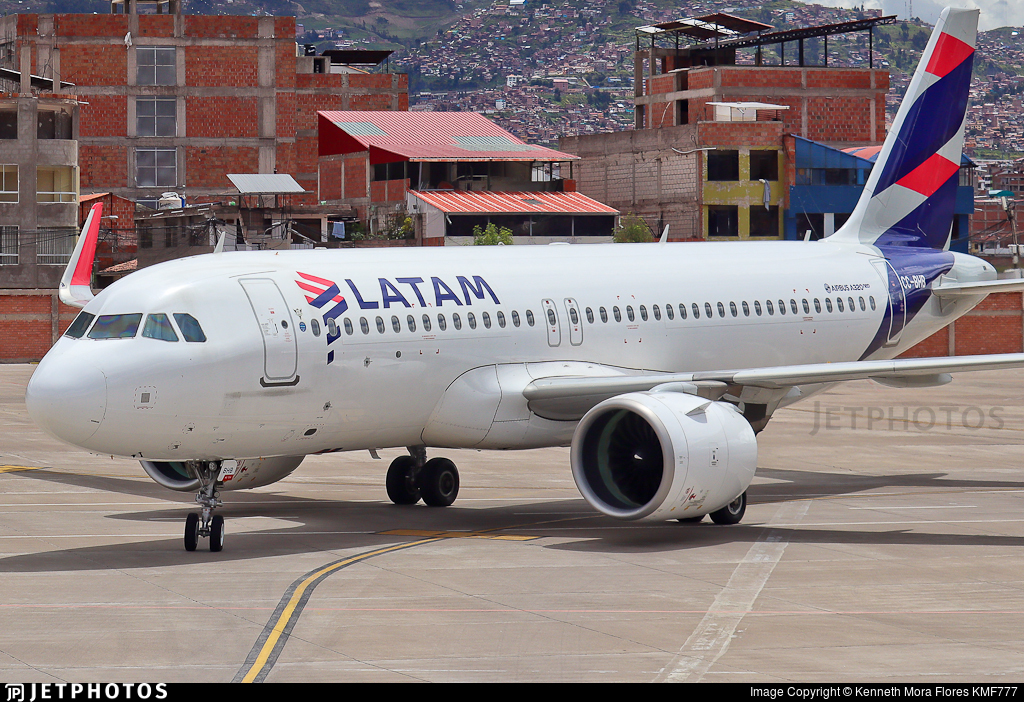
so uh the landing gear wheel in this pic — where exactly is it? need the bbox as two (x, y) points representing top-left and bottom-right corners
(420, 457), (459, 507)
(709, 491), (747, 525)
(210, 514), (225, 552)
(184, 513), (199, 552)
(386, 455), (421, 505)
(676, 516), (704, 524)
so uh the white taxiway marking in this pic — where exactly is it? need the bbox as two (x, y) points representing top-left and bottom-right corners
(653, 500), (811, 683)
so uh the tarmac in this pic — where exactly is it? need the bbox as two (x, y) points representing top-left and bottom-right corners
(0, 362), (1022, 682)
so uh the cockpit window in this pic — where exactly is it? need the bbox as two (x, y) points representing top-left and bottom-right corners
(173, 313), (206, 342)
(64, 311), (95, 338)
(87, 313), (143, 339)
(142, 313), (179, 342)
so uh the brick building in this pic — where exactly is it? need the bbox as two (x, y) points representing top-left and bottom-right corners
(1, 6), (407, 207)
(560, 14), (894, 241)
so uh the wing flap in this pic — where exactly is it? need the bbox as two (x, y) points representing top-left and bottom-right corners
(522, 354), (1024, 404)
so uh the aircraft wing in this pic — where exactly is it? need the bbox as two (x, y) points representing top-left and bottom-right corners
(522, 353), (1024, 419)
(932, 278), (1024, 298)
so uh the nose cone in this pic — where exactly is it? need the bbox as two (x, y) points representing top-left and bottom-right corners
(27, 357), (107, 448)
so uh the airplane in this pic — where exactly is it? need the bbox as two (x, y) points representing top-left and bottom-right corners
(25, 7), (1024, 552)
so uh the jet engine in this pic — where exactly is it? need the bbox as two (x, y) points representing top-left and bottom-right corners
(141, 456), (305, 492)
(570, 392), (757, 521)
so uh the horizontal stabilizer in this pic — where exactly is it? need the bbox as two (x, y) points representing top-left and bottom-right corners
(932, 278), (1024, 297)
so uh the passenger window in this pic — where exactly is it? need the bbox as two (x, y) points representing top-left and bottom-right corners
(512, 311), (521, 327)
(375, 316), (385, 334)
(742, 301), (750, 317)
(729, 302), (737, 317)
(343, 318), (353, 335)
(848, 297), (855, 312)
(692, 303), (700, 319)
(391, 315), (400, 333)
(666, 304), (675, 320)
(869, 296), (876, 311)
(142, 313), (178, 341)
(652, 305), (661, 321)
(626, 306), (635, 322)
(497, 311), (506, 328)
(311, 318), (321, 337)
(754, 300), (762, 316)
(437, 314), (447, 331)
(859, 296), (866, 311)
(790, 299), (799, 315)
(679, 303), (686, 320)
(545, 308), (556, 327)
(599, 307), (608, 323)
(326, 318), (338, 338)
(453, 313), (462, 330)
(360, 317), (370, 334)
(802, 299), (810, 314)
(585, 307), (594, 324)
(65, 311), (95, 338)
(639, 305), (648, 321)
(482, 311), (491, 329)
(422, 314), (432, 332)
(778, 300), (786, 315)
(467, 312), (477, 329)
(766, 300), (774, 315)
(569, 308), (579, 325)
(407, 315), (416, 333)
(813, 299), (821, 314)
(526, 310), (535, 326)
(172, 313), (206, 342)
(837, 297), (845, 312)
(705, 302), (713, 318)
(826, 298), (833, 313)
(613, 306), (621, 322)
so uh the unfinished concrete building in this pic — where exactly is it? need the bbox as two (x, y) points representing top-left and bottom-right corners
(561, 13), (895, 241)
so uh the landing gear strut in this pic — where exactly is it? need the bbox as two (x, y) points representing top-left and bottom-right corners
(183, 460), (225, 552)
(386, 448), (460, 507)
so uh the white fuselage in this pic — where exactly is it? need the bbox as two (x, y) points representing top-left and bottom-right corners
(27, 240), (990, 462)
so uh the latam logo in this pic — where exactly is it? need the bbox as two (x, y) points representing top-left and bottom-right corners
(295, 272), (501, 364)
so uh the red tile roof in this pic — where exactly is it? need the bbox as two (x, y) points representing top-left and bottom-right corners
(318, 111), (579, 162)
(409, 190), (618, 215)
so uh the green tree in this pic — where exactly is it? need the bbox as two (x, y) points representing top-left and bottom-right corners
(613, 213), (654, 243)
(472, 223), (513, 245)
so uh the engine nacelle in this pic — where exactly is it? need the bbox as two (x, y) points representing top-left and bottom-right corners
(570, 392), (757, 521)
(141, 456), (305, 492)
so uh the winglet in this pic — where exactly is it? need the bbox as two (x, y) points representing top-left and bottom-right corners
(213, 229), (226, 254)
(659, 224), (669, 244)
(58, 202), (102, 309)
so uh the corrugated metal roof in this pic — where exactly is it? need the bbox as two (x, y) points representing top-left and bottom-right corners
(319, 111), (579, 162)
(227, 173), (306, 194)
(409, 190), (618, 215)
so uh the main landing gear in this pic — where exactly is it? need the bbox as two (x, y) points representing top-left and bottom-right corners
(676, 491), (747, 526)
(386, 447), (460, 507)
(183, 460), (225, 552)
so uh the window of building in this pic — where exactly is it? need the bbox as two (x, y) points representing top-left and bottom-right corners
(37, 167), (76, 203)
(136, 148), (176, 187)
(0, 109), (16, 139)
(707, 205), (738, 237)
(749, 150), (778, 181)
(750, 206), (780, 237)
(37, 110), (73, 140)
(0, 165), (17, 203)
(136, 97), (176, 137)
(137, 47), (176, 86)
(0, 226), (17, 265)
(36, 227), (76, 265)
(707, 150), (739, 181)
(138, 225), (153, 249)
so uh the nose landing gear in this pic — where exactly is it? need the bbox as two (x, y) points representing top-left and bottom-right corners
(386, 447), (460, 507)
(183, 460), (226, 552)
